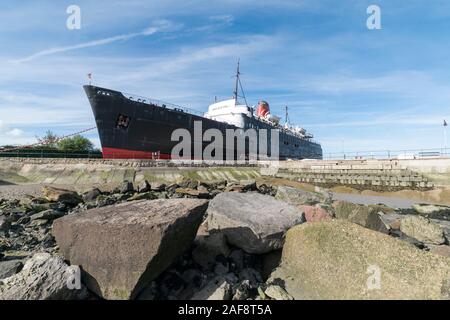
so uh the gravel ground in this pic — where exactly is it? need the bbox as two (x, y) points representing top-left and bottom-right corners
(0, 183), (120, 200)
(0, 184), (76, 200)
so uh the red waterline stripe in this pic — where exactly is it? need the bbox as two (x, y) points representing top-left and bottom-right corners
(102, 147), (204, 160)
(102, 147), (171, 159)
(102, 147), (245, 161)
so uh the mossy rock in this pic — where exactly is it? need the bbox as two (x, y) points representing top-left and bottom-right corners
(271, 220), (450, 300)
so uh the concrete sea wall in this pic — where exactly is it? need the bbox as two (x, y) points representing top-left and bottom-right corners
(1, 157), (449, 191)
(265, 158), (450, 189)
(0, 158), (260, 187)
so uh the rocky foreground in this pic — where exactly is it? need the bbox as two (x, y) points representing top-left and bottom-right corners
(1, 179), (450, 300)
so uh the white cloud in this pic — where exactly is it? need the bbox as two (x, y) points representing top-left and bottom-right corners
(0, 120), (29, 146)
(11, 20), (179, 63)
(5, 128), (24, 137)
(209, 14), (234, 25)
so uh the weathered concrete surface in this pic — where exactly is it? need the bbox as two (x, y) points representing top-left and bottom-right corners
(262, 158), (450, 188)
(270, 220), (450, 300)
(0, 158), (260, 187)
(206, 192), (305, 254)
(53, 199), (208, 300)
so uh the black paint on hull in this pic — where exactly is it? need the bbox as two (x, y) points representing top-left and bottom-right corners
(84, 85), (323, 160)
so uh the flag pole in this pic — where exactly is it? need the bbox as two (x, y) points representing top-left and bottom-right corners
(444, 119), (448, 157)
(445, 125), (448, 156)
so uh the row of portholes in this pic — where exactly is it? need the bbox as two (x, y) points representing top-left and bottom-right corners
(283, 141), (300, 148)
(128, 96), (148, 104)
(97, 90), (111, 96)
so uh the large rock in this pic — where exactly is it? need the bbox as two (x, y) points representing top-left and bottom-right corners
(262, 250), (282, 280)
(433, 219), (450, 240)
(0, 253), (88, 300)
(176, 188), (210, 198)
(206, 192), (305, 254)
(120, 181), (134, 193)
(265, 285), (293, 300)
(42, 186), (81, 205)
(136, 180), (150, 193)
(127, 192), (157, 202)
(275, 186), (324, 205)
(400, 216), (446, 245)
(191, 277), (232, 300)
(334, 201), (389, 234)
(427, 244), (450, 258)
(192, 232), (231, 269)
(238, 180), (257, 191)
(0, 260), (22, 280)
(30, 209), (65, 221)
(412, 204), (450, 216)
(379, 213), (405, 230)
(150, 181), (166, 191)
(0, 215), (11, 235)
(297, 205), (333, 223)
(53, 199), (208, 300)
(82, 188), (102, 202)
(270, 220), (450, 299)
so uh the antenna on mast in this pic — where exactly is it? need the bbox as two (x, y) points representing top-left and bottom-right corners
(233, 59), (240, 105)
(285, 105), (290, 126)
(232, 59), (248, 107)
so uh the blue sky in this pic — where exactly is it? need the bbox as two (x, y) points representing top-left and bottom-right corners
(1, 0), (450, 156)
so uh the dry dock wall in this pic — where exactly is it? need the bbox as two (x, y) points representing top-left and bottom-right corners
(0, 158), (260, 187)
(1, 157), (449, 190)
(264, 158), (450, 189)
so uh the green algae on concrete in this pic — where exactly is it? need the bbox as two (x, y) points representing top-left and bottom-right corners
(0, 159), (261, 188)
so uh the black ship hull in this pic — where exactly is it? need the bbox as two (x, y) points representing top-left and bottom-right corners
(84, 85), (323, 160)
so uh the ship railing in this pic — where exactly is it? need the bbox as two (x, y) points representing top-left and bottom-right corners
(123, 92), (204, 117)
(255, 116), (318, 143)
(323, 147), (450, 160)
(278, 125), (317, 143)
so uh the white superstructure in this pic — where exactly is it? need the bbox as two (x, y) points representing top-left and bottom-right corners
(203, 61), (316, 142)
(204, 98), (252, 128)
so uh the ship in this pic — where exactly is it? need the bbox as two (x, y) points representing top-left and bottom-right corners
(83, 63), (323, 161)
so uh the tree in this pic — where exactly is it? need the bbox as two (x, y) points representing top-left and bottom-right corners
(36, 130), (59, 149)
(57, 135), (94, 152)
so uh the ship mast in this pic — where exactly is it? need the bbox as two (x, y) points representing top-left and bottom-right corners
(285, 105), (290, 126)
(233, 60), (240, 105)
(232, 59), (248, 107)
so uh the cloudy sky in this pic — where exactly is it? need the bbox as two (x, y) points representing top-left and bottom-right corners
(1, 0), (450, 156)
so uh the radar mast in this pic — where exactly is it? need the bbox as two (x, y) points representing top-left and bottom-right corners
(233, 59), (248, 107)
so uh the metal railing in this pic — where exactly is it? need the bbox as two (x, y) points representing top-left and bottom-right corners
(0, 149), (102, 159)
(123, 92), (205, 117)
(323, 148), (450, 160)
(2, 148), (449, 161)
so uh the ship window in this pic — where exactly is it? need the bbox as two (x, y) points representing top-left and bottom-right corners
(116, 114), (130, 129)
